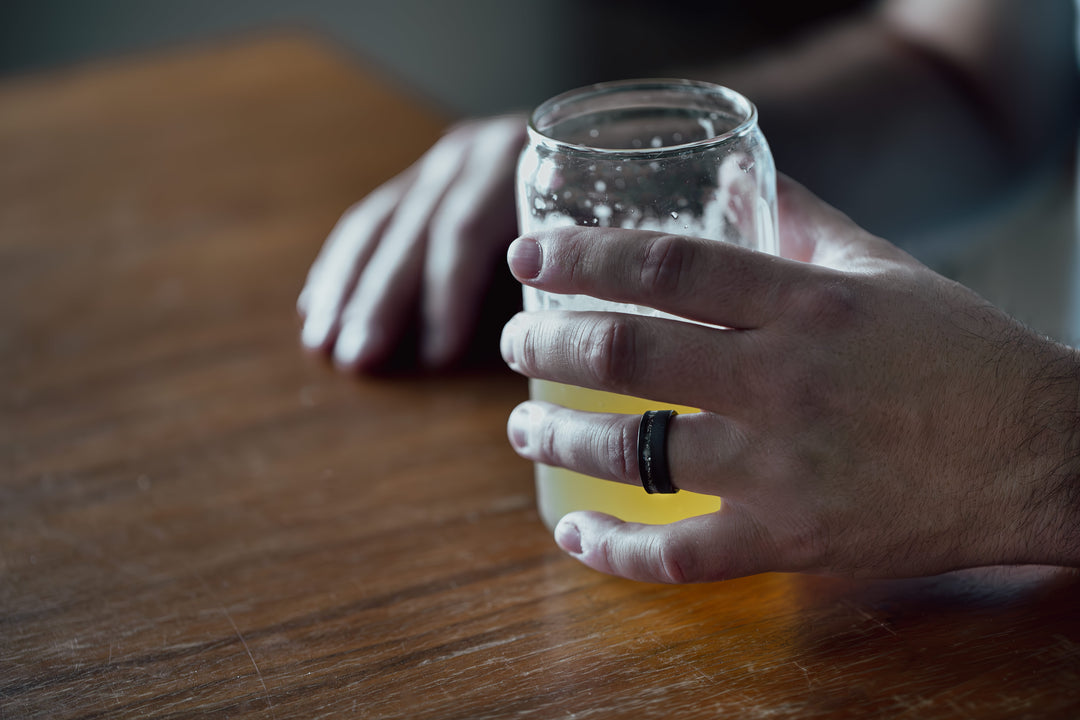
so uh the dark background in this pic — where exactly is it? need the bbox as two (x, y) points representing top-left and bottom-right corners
(0, 0), (866, 117)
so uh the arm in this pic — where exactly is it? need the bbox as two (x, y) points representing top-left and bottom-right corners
(694, 0), (1079, 237)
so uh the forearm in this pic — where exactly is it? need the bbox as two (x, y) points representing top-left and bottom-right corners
(691, 0), (1079, 240)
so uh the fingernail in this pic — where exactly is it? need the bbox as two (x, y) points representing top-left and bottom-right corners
(301, 312), (333, 349)
(500, 314), (523, 371)
(507, 402), (546, 455)
(507, 238), (542, 280)
(554, 518), (582, 555)
(334, 323), (367, 366)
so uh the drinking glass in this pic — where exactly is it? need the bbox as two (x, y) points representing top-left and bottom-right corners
(516, 79), (777, 529)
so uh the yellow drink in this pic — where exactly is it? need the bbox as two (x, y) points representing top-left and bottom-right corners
(531, 378), (722, 530)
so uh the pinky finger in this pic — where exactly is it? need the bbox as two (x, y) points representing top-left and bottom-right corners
(553, 508), (781, 584)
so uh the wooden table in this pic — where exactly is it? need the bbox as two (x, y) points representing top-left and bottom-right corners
(4, 33), (1080, 719)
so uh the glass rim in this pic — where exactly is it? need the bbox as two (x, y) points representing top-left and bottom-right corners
(527, 78), (759, 158)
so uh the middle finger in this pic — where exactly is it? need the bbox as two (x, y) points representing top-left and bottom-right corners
(500, 309), (763, 414)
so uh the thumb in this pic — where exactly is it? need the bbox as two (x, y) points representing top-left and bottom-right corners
(554, 505), (781, 584)
(776, 174), (910, 269)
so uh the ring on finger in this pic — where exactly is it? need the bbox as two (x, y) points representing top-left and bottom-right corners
(638, 410), (678, 494)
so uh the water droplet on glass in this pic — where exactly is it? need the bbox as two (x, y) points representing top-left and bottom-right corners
(589, 128), (599, 138)
(650, 135), (663, 148)
(670, 211), (679, 220)
(594, 180), (606, 192)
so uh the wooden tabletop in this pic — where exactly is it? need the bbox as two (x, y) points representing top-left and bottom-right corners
(4, 33), (1080, 720)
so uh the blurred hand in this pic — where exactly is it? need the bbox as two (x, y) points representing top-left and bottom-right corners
(500, 175), (1080, 583)
(299, 114), (526, 370)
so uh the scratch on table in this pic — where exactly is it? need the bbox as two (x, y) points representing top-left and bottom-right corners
(217, 600), (275, 719)
(191, 571), (276, 718)
(851, 603), (899, 637)
(424, 634), (526, 665)
(793, 661), (811, 691)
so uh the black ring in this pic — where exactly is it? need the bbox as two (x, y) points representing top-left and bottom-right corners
(638, 410), (678, 494)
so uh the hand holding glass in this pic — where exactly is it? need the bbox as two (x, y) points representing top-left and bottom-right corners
(515, 79), (778, 528)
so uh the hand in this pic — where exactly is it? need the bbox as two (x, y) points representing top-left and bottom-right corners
(298, 114), (526, 370)
(500, 175), (1080, 583)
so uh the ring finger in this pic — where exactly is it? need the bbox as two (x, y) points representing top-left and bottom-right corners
(506, 400), (748, 498)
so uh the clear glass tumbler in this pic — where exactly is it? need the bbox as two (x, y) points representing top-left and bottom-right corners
(516, 79), (778, 530)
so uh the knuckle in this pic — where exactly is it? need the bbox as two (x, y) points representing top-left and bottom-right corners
(428, 205), (470, 248)
(537, 411), (561, 465)
(593, 530), (619, 574)
(516, 321), (540, 374)
(442, 208), (489, 248)
(340, 199), (366, 221)
(785, 276), (862, 331)
(639, 234), (693, 299)
(582, 316), (638, 392)
(603, 417), (639, 484)
(767, 352), (832, 421)
(656, 535), (698, 584)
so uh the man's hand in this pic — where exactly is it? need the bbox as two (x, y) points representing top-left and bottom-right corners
(501, 176), (1080, 583)
(299, 115), (525, 370)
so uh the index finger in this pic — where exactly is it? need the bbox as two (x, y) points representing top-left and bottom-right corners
(507, 225), (831, 330)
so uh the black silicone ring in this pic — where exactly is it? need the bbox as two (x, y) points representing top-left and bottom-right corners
(637, 410), (678, 494)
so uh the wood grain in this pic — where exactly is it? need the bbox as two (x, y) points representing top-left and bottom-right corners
(3, 32), (1080, 720)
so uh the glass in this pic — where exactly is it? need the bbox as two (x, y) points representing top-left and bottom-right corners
(515, 79), (778, 530)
